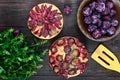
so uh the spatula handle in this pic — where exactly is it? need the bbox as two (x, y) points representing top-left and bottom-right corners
(115, 70), (120, 73)
(114, 64), (120, 73)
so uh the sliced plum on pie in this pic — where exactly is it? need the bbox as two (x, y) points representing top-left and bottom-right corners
(59, 68), (68, 78)
(49, 55), (55, 64)
(62, 62), (69, 69)
(67, 38), (75, 45)
(70, 49), (80, 58)
(53, 66), (60, 73)
(79, 63), (87, 73)
(41, 25), (49, 37)
(50, 46), (58, 54)
(28, 20), (37, 30)
(65, 54), (72, 62)
(75, 40), (84, 47)
(57, 39), (65, 46)
(48, 37), (88, 79)
(28, 3), (63, 39)
(80, 48), (88, 58)
(68, 69), (77, 75)
(56, 55), (63, 62)
(64, 45), (71, 54)
(71, 58), (79, 66)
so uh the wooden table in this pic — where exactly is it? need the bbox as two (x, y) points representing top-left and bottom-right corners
(0, 0), (120, 80)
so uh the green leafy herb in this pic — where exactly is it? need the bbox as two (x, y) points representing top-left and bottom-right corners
(0, 28), (48, 80)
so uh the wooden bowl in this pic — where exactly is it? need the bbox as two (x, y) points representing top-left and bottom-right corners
(77, 0), (120, 42)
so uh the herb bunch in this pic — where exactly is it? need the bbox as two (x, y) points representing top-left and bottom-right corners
(0, 28), (48, 80)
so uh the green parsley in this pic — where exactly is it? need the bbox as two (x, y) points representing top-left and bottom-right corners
(0, 28), (48, 80)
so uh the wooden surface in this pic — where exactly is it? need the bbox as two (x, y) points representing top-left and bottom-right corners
(0, 0), (120, 80)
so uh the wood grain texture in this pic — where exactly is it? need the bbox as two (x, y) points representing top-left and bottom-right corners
(0, 0), (120, 80)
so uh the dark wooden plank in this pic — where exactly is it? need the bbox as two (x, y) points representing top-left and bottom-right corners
(28, 76), (120, 80)
(0, 0), (120, 80)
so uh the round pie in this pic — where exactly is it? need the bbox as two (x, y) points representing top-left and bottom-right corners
(27, 3), (63, 39)
(48, 37), (88, 78)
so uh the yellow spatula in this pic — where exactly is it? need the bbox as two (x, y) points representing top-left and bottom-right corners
(91, 44), (120, 73)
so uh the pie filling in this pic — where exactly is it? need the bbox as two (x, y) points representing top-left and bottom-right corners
(28, 3), (63, 39)
(49, 37), (88, 78)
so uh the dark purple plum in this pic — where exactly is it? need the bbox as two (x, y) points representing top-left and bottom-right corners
(103, 16), (111, 21)
(93, 12), (101, 18)
(91, 15), (99, 24)
(97, 20), (102, 27)
(87, 25), (97, 32)
(96, 14), (101, 18)
(91, 15), (98, 19)
(92, 29), (102, 39)
(64, 45), (71, 54)
(84, 16), (91, 24)
(102, 21), (111, 29)
(110, 9), (116, 17)
(63, 5), (72, 15)
(95, 3), (105, 12)
(111, 19), (119, 27)
(103, 8), (111, 15)
(101, 29), (107, 35)
(107, 27), (116, 36)
(82, 0), (119, 39)
(89, 1), (96, 10)
(83, 7), (92, 16)
(106, 2), (114, 9)
(13, 29), (21, 35)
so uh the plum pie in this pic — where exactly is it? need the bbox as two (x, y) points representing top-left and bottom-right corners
(28, 3), (63, 39)
(48, 37), (88, 78)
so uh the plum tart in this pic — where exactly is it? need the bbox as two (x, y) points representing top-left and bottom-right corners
(48, 37), (88, 78)
(28, 3), (63, 39)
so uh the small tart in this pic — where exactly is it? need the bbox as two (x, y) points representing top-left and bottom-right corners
(27, 3), (63, 39)
(48, 37), (88, 79)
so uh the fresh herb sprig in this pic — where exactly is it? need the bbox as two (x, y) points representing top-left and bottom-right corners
(0, 28), (48, 80)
